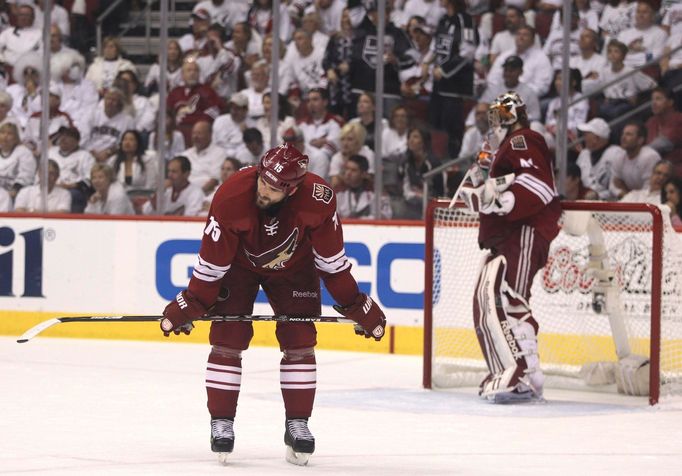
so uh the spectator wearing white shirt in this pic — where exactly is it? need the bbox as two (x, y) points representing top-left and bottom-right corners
(114, 70), (157, 134)
(234, 127), (264, 166)
(660, 32), (682, 108)
(33, 0), (70, 38)
(201, 157), (242, 213)
(197, 25), (241, 99)
(23, 82), (74, 155)
(280, 28), (327, 110)
(488, 6), (540, 68)
(460, 102), (489, 161)
(316, 0), (345, 35)
(14, 159), (71, 213)
(142, 156), (205, 216)
(183, 120), (227, 195)
(194, 0), (247, 29)
(575, 118), (620, 200)
(212, 92), (254, 155)
(335, 154), (392, 219)
(543, 8), (581, 70)
(329, 121), (375, 188)
(84, 163), (134, 215)
(226, 21), (262, 70)
(610, 122), (662, 199)
(51, 48), (99, 141)
(0, 186), (10, 212)
(620, 160), (673, 205)
(148, 112), (186, 164)
(545, 69), (589, 145)
(255, 92), (296, 146)
(0, 4), (42, 65)
(282, 125), (330, 181)
(403, 0), (445, 29)
(382, 104), (409, 158)
(662, 2), (682, 36)
(178, 6), (210, 54)
(549, 0), (599, 34)
(301, 10), (330, 53)
(84, 88), (136, 164)
(109, 130), (159, 193)
(487, 26), (553, 97)
(571, 28), (608, 94)
(617, 1), (668, 69)
(48, 24), (77, 70)
(144, 40), (184, 96)
(599, 0), (636, 45)
(0, 92), (19, 129)
(298, 87), (342, 161)
(599, 39), (657, 122)
(0, 122), (35, 199)
(7, 52), (42, 129)
(48, 126), (94, 213)
(85, 36), (136, 94)
(240, 60), (269, 120)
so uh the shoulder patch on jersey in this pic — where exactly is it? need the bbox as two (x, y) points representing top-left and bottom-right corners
(510, 135), (528, 150)
(312, 183), (333, 204)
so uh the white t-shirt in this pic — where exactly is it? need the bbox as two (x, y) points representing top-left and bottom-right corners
(212, 114), (254, 154)
(183, 144), (226, 191)
(618, 25), (668, 68)
(662, 3), (682, 36)
(619, 187), (661, 205)
(0, 144), (36, 191)
(298, 115), (342, 160)
(0, 27), (42, 65)
(489, 30), (541, 59)
(84, 181), (134, 215)
(14, 184), (72, 212)
(108, 153), (159, 192)
(402, 0), (445, 27)
(543, 28), (581, 70)
(83, 105), (135, 153)
(665, 32), (682, 69)
(48, 147), (95, 186)
(571, 52), (608, 94)
(142, 182), (205, 216)
(599, 2), (636, 40)
(0, 186), (11, 212)
(545, 92), (589, 135)
(382, 128), (408, 158)
(609, 145), (661, 196)
(329, 145), (376, 178)
(575, 144), (622, 200)
(601, 65), (657, 100)
(487, 47), (553, 97)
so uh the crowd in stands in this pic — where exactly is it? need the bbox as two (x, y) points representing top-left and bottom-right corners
(0, 0), (681, 226)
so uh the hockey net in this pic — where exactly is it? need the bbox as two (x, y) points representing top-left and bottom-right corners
(424, 200), (682, 404)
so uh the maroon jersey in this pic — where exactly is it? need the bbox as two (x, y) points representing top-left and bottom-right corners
(188, 166), (358, 308)
(479, 128), (562, 249)
(167, 84), (225, 142)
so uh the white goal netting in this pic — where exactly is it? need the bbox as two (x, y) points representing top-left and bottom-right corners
(426, 201), (682, 403)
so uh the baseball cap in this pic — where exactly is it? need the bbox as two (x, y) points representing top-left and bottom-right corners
(502, 55), (524, 69)
(191, 7), (210, 21)
(282, 126), (304, 143)
(577, 118), (610, 139)
(229, 92), (249, 108)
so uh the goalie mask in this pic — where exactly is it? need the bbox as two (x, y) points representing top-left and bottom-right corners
(488, 91), (526, 149)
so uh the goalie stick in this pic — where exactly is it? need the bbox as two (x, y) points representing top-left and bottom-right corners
(17, 314), (354, 344)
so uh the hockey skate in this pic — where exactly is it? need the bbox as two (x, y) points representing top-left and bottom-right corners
(210, 418), (235, 465)
(284, 418), (315, 466)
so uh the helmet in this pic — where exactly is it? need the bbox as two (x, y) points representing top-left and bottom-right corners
(257, 143), (309, 192)
(488, 91), (526, 148)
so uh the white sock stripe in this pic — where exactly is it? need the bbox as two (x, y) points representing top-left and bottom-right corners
(206, 382), (240, 391)
(281, 383), (317, 390)
(207, 363), (242, 373)
(206, 370), (242, 385)
(280, 364), (317, 371)
(280, 371), (317, 383)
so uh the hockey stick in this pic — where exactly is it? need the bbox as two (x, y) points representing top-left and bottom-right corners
(17, 314), (354, 344)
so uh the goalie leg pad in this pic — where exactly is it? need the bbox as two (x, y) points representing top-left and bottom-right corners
(473, 255), (544, 402)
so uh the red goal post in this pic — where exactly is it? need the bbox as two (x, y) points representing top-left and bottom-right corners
(423, 199), (682, 405)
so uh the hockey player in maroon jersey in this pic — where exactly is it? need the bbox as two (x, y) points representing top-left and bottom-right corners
(460, 92), (561, 403)
(159, 143), (387, 465)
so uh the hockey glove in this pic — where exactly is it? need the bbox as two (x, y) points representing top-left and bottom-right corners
(160, 290), (207, 337)
(333, 293), (386, 341)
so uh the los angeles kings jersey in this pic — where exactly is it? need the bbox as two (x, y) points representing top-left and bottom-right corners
(187, 166), (356, 308)
(478, 128), (562, 249)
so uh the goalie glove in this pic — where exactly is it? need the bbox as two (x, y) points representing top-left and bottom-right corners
(160, 290), (207, 337)
(460, 173), (516, 215)
(333, 293), (386, 341)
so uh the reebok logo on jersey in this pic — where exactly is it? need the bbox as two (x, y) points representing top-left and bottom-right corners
(510, 135), (528, 150)
(312, 183), (333, 204)
(204, 215), (221, 242)
(292, 290), (318, 298)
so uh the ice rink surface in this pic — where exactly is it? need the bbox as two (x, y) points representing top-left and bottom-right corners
(2, 336), (682, 475)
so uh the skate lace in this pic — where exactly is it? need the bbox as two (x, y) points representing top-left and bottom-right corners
(287, 419), (313, 440)
(211, 419), (234, 439)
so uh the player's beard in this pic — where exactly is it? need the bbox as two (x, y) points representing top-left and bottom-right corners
(255, 192), (272, 209)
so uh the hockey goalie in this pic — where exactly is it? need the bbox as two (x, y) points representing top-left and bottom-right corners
(458, 92), (562, 403)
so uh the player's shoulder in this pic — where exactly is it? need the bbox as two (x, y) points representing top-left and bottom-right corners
(293, 173), (337, 213)
(210, 166), (258, 218)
